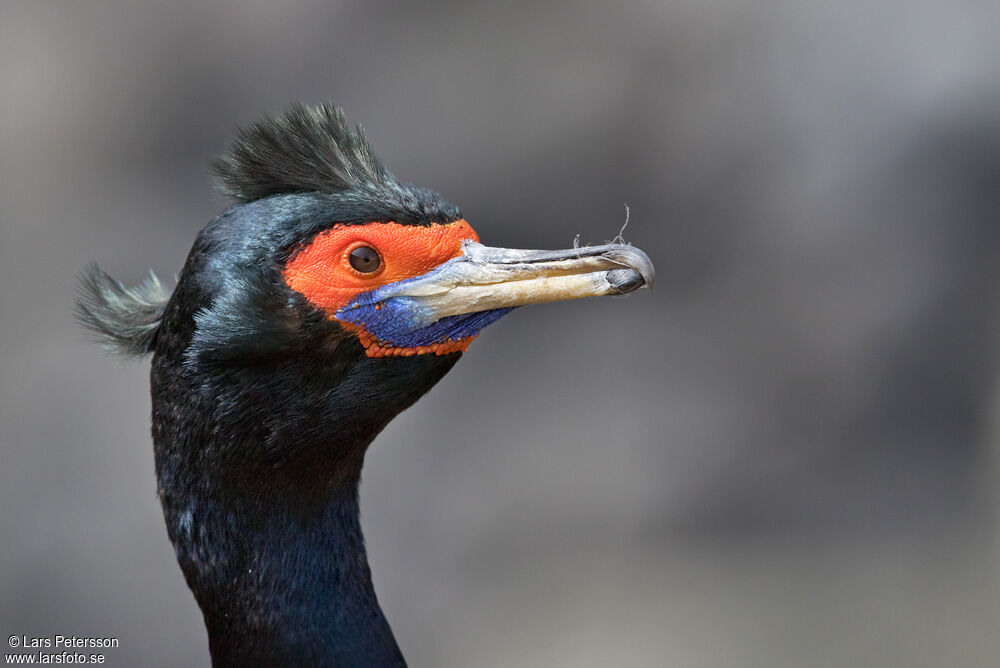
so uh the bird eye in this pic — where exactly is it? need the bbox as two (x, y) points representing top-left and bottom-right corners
(349, 245), (381, 273)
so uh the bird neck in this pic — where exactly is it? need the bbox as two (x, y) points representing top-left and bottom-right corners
(171, 474), (406, 667)
(150, 276), (460, 666)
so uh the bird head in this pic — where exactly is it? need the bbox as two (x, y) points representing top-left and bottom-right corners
(183, 104), (652, 370)
(79, 103), (653, 485)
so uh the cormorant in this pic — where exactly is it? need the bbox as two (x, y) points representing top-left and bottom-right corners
(75, 103), (654, 667)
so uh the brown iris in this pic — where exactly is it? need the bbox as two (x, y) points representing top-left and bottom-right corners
(349, 246), (381, 273)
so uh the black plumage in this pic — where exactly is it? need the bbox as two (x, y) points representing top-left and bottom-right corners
(212, 102), (459, 225)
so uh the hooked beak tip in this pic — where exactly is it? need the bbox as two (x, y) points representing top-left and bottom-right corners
(601, 244), (655, 291)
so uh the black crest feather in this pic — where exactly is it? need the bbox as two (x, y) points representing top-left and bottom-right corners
(74, 263), (170, 356)
(213, 103), (395, 203)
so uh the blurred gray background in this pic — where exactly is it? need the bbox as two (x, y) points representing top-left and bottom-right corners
(3, 1), (1000, 666)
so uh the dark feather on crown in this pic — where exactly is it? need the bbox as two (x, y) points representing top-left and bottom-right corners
(213, 103), (398, 203)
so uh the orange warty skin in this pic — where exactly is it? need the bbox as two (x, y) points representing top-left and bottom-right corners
(287, 222), (481, 357)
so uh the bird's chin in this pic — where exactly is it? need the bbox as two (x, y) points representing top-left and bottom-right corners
(340, 322), (475, 358)
(337, 307), (514, 358)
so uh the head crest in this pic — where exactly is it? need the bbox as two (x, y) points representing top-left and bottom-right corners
(213, 103), (395, 203)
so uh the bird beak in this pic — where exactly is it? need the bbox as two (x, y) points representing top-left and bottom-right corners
(363, 241), (655, 327)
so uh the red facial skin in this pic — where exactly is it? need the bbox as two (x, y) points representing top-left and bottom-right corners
(283, 220), (480, 357)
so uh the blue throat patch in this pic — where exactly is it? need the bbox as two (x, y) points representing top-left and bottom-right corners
(337, 296), (514, 348)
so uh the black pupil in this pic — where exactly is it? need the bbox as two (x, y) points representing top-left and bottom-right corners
(349, 246), (381, 273)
